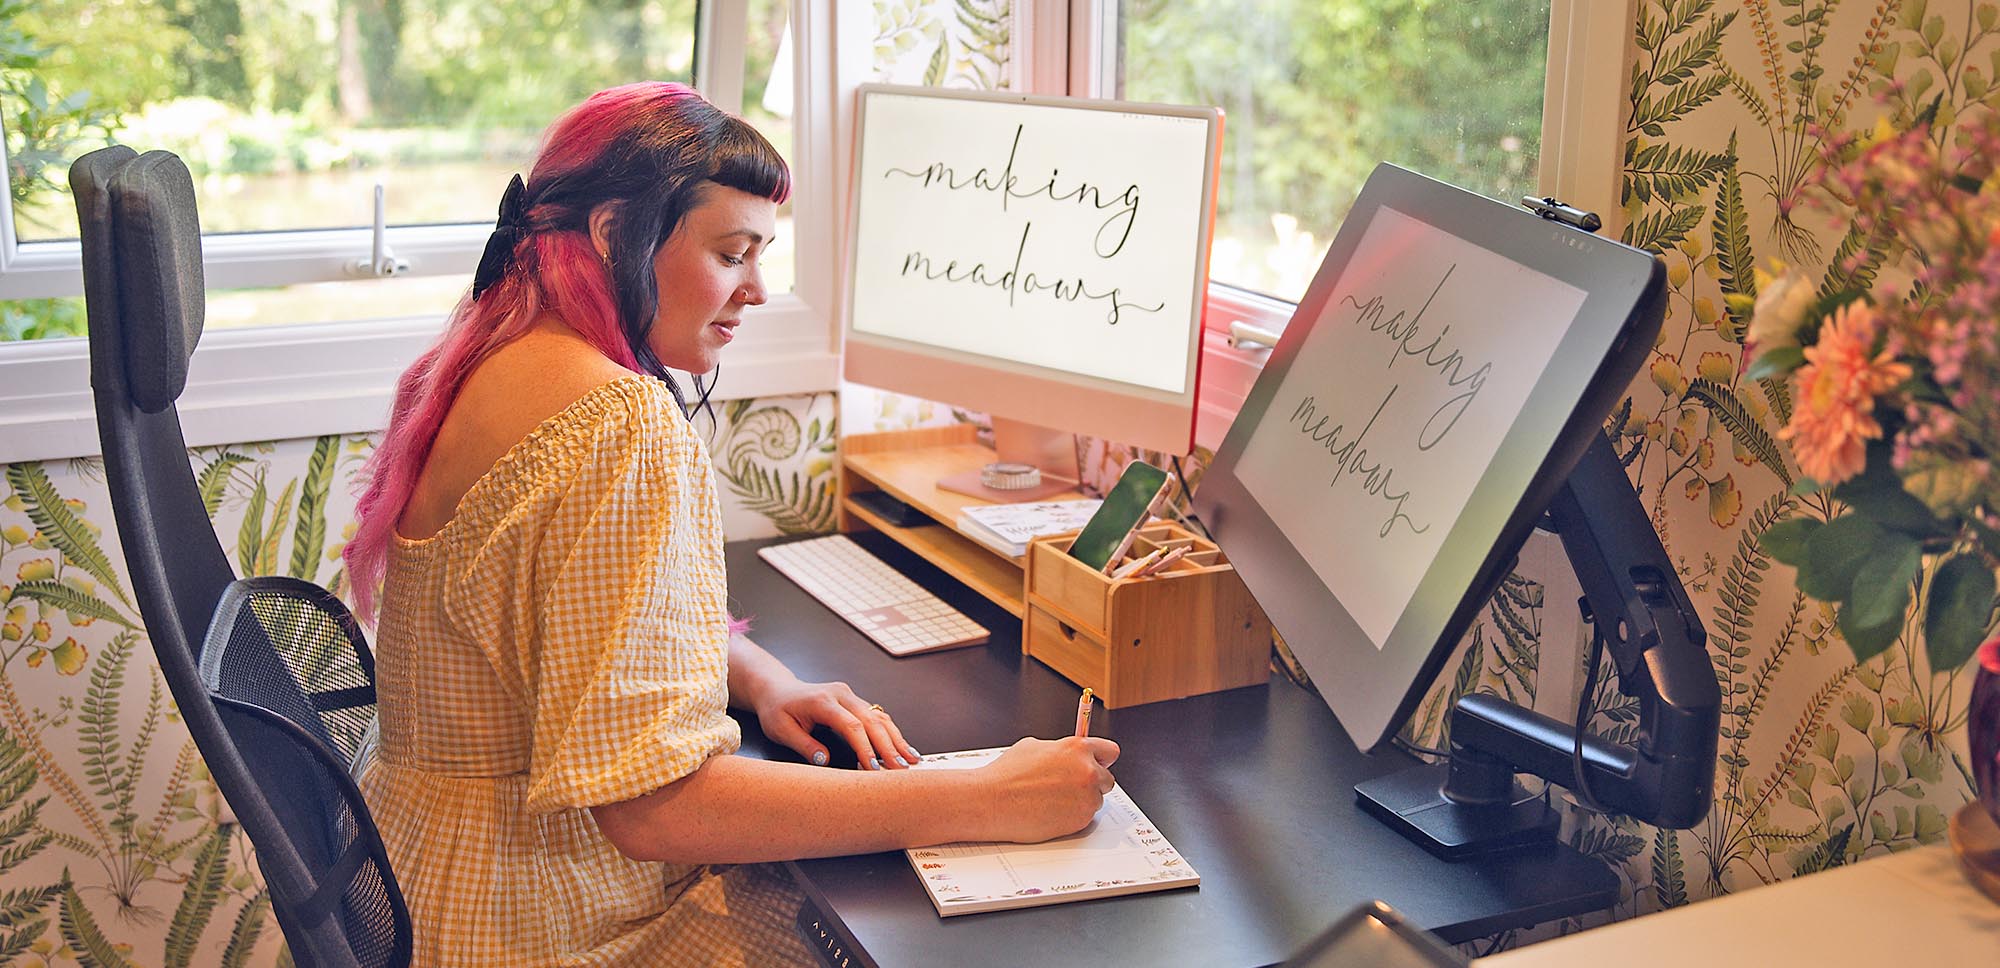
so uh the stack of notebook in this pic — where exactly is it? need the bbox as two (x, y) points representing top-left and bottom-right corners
(954, 499), (1103, 557)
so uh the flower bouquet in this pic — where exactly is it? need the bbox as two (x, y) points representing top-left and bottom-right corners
(1742, 107), (2000, 874)
(1745, 110), (1998, 672)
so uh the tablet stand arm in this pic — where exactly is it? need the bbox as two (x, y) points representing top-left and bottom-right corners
(1447, 433), (1719, 828)
(1355, 433), (1720, 858)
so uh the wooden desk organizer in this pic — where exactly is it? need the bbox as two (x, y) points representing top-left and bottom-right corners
(1023, 522), (1271, 708)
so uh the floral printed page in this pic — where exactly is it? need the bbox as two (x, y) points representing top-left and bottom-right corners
(903, 748), (1200, 916)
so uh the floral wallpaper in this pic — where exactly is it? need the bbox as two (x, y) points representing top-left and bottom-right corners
(1551, 0), (1984, 925)
(859, 0), (1990, 943)
(0, 3), (990, 958)
(0, 391), (839, 966)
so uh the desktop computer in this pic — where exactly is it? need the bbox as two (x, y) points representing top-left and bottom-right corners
(768, 85), (1225, 654)
(841, 84), (1223, 500)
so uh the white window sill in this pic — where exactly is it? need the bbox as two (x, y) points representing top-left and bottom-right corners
(0, 309), (839, 464)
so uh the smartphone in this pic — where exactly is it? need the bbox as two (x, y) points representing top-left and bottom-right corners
(1067, 460), (1172, 574)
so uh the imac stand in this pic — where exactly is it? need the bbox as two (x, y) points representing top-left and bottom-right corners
(935, 416), (1083, 503)
(1355, 433), (1721, 859)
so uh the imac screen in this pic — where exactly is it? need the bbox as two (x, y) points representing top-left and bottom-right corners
(842, 85), (1222, 455)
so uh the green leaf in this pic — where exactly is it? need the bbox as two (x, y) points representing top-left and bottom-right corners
(163, 825), (232, 968)
(1627, 143), (1733, 203)
(288, 436), (337, 580)
(922, 39), (948, 87)
(1760, 516), (1820, 566)
(257, 478), (295, 577)
(1712, 145), (1753, 313)
(1838, 600), (1903, 662)
(1686, 378), (1793, 488)
(1846, 533), (1919, 629)
(10, 580), (135, 628)
(1915, 803), (1948, 840)
(79, 633), (135, 814)
(196, 453), (252, 518)
(1831, 444), (1947, 536)
(1924, 554), (1997, 671)
(0, 914), (49, 962)
(218, 892), (269, 968)
(1651, 827), (1688, 908)
(1434, 632), (1485, 751)
(1622, 203), (1705, 254)
(1791, 824), (1854, 876)
(1801, 514), (1885, 602)
(4, 464), (130, 607)
(1745, 345), (1804, 381)
(236, 472), (267, 574)
(59, 876), (131, 968)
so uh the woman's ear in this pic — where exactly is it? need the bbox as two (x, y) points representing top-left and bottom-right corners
(587, 202), (622, 262)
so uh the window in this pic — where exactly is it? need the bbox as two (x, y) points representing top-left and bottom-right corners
(1, 0), (849, 463)
(1113, 0), (1552, 303)
(2, 0), (708, 339)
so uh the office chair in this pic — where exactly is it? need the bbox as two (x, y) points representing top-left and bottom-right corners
(73, 146), (412, 968)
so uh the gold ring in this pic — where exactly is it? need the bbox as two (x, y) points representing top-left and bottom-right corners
(868, 703), (885, 713)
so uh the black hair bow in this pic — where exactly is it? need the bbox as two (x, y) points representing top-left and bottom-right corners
(470, 174), (530, 300)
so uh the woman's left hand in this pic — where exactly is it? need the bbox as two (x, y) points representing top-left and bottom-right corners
(754, 678), (922, 771)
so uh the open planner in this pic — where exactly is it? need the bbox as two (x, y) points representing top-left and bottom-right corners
(903, 748), (1200, 916)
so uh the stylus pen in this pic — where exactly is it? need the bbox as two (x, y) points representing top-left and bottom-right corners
(1132, 545), (1188, 578)
(1111, 547), (1164, 579)
(1075, 688), (1093, 738)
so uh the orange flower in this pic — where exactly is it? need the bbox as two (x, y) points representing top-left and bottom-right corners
(1776, 301), (1910, 485)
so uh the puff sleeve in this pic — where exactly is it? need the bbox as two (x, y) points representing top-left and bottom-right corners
(518, 385), (740, 814)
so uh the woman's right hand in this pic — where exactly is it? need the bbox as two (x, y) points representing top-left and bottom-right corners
(974, 736), (1122, 843)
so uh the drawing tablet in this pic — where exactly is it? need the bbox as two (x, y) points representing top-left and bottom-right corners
(1194, 163), (1665, 752)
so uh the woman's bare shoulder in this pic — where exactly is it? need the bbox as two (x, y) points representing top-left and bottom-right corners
(463, 320), (637, 428)
(400, 320), (637, 539)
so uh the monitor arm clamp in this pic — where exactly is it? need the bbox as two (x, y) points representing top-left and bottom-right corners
(1355, 433), (1720, 859)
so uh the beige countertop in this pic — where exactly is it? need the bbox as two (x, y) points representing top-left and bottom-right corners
(1476, 844), (2000, 967)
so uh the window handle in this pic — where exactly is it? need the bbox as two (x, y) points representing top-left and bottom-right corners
(1226, 320), (1281, 351)
(347, 184), (411, 278)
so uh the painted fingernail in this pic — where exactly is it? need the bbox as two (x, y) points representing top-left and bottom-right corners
(894, 755), (909, 767)
(811, 750), (829, 767)
(870, 757), (884, 771)
(906, 747), (921, 760)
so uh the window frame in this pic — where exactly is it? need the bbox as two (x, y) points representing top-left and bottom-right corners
(0, 0), (859, 464)
(1042, 0), (1632, 450)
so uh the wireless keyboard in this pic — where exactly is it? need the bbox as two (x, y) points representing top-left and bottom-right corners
(759, 534), (990, 656)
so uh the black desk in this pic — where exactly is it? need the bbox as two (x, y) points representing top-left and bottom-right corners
(729, 535), (1617, 967)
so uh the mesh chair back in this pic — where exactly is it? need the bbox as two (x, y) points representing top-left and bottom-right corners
(75, 148), (409, 967)
(202, 577), (410, 968)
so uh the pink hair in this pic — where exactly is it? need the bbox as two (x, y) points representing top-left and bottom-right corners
(343, 82), (786, 619)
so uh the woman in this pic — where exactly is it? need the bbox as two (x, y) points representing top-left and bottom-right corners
(344, 83), (1120, 966)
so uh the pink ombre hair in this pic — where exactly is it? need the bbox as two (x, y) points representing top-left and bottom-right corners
(344, 82), (790, 620)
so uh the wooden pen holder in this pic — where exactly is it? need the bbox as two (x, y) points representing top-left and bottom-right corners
(1022, 522), (1270, 709)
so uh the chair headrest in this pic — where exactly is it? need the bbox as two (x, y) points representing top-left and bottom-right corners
(72, 146), (139, 405)
(107, 151), (206, 414)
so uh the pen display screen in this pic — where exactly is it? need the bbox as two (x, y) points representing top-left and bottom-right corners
(1228, 207), (1586, 650)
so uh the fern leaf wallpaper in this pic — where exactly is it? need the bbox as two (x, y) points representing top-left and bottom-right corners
(1582, 0), (1986, 916)
(0, 390), (836, 964)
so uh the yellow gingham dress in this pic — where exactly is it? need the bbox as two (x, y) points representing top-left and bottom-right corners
(360, 376), (811, 966)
